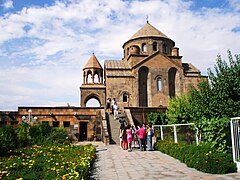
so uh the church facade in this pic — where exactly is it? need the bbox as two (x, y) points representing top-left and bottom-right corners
(0, 22), (207, 143)
(80, 22), (207, 110)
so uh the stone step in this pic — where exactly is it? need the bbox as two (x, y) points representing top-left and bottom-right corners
(107, 113), (121, 145)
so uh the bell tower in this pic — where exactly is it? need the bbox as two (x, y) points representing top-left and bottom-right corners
(80, 53), (106, 107)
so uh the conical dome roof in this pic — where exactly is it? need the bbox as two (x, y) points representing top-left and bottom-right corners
(83, 53), (102, 70)
(129, 21), (171, 41)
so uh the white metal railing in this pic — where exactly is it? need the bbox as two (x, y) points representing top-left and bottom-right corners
(153, 123), (199, 145)
(230, 117), (240, 171)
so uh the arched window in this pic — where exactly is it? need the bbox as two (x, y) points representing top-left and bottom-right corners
(142, 43), (147, 52)
(157, 77), (162, 91)
(123, 93), (128, 102)
(87, 71), (92, 83)
(94, 71), (99, 83)
(163, 44), (168, 54)
(153, 42), (158, 51)
(94, 74), (98, 83)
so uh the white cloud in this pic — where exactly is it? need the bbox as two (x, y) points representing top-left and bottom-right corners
(2, 0), (13, 9)
(229, 0), (240, 12)
(0, 0), (239, 110)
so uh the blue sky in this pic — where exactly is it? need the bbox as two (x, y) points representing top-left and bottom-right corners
(0, 0), (240, 110)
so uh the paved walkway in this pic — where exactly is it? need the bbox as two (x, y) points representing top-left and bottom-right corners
(79, 142), (240, 180)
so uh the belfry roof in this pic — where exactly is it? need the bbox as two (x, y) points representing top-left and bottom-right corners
(83, 53), (102, 70)
(129, 21), (171, 41)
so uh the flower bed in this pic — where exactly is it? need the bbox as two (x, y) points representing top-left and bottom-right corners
(0, 144), (96, 179)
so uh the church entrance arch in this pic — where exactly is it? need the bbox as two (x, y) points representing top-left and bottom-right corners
(138, 66), (149, 106)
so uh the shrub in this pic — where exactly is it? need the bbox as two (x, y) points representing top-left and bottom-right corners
(29, 125), (43, 145)
(1, 122), (72, 157)
(16, 122), (31, 147)
(45, 127), (70, 144)
(0, 125), (18, 156)
(147, 112), (167, 125)
(156, 140), (237, 174)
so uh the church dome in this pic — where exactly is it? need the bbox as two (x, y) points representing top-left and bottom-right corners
(122, 22), (175, 58)
(128, 21), (171, 41)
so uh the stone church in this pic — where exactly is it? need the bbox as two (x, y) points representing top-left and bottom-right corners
(0, 22), (207, 143)
(80, 21), (207, 110)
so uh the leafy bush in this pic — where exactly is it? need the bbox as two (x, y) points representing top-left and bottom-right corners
(29, 122), (53, 144)
(156, 140), (237, 174)
(45, 127), (69, 144)
(0, 125), (18, 156)
(196, 117), (231, 152)
(2, 122), (71, 156)
(147, 112), (167, 125)
(0, 144), (96, 179)
(16, 122), (31, 148)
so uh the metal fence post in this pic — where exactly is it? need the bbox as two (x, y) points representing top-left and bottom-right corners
(160, 126), (163, 140)
(174, 125), (178, 143)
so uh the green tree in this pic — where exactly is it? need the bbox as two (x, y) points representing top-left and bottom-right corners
(207, 50), (240, 118)
(166, 93), (192, 124)
(166, 50), (240, 151)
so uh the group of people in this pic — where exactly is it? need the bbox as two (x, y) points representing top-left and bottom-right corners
(106, 98), (119, 119)
(119, 123), (154, 152)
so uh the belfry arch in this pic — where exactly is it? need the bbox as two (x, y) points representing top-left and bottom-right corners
(84, 94), (101, 107)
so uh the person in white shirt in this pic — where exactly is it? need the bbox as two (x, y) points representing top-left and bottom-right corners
(113, 102), (118, 119)
(111, 98), (116, 114)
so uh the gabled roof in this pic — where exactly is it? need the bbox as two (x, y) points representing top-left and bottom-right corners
(132, 51), (183, 70)
(83, 53), (102, 70)
(182, 63), (200, 73)
(129, 21), (171, 41)
(105, 60), (131, 69)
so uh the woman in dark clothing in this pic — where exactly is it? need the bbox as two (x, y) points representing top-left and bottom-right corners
(121, 126), (128, 150)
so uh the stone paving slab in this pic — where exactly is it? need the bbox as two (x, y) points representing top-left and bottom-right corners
(78, 142), (240, 180)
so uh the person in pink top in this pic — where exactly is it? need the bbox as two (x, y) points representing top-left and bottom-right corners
(126, 125), (133, 152)
(135, 124), (146, 151)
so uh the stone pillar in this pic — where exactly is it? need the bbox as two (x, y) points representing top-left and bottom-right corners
(92, 70), (94, 83)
